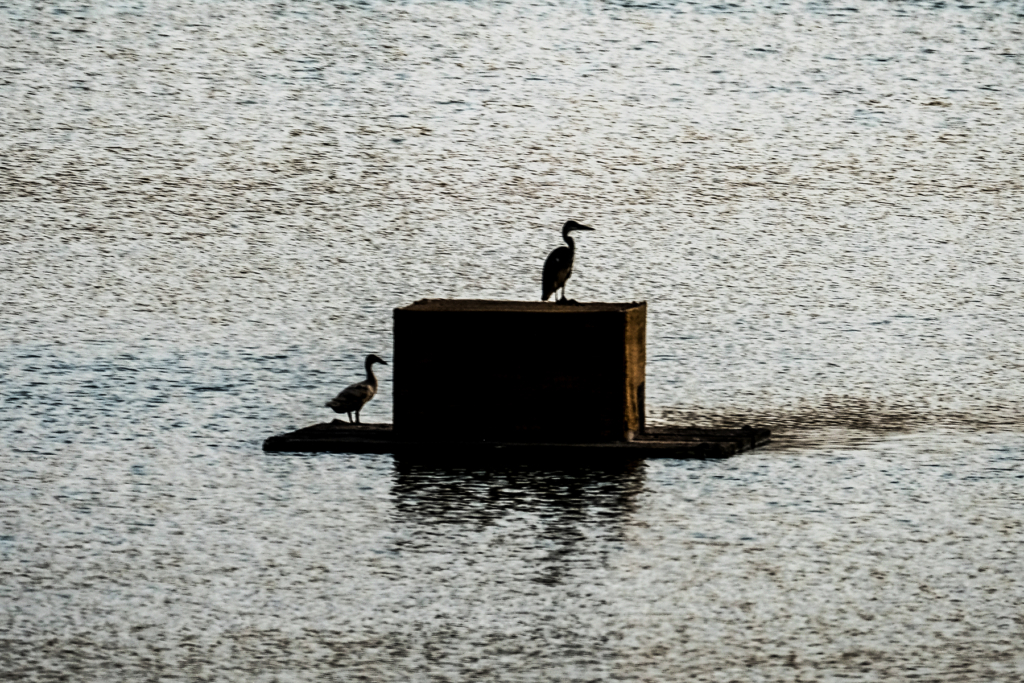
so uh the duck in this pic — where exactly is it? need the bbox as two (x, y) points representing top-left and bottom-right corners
(325, 354), (387, 424)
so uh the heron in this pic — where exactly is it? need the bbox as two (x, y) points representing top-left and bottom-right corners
(542, 220), (594, 304)
(325, 353), (387, 424)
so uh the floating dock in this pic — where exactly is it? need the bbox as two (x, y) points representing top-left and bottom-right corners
(262, 422), (771, 460)
(266, 299), (770, 461)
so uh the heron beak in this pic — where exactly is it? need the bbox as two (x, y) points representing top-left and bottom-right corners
(578, 224), (594, 231)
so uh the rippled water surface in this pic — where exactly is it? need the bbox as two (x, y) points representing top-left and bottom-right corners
(2, 0), (1024, 679)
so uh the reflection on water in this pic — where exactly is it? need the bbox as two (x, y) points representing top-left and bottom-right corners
(392, 460), (645, 585)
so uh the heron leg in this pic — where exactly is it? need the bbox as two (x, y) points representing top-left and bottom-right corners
(559, 283), (580, 306)
(347, 411), (353, 423)
(355, 410), (361, 425)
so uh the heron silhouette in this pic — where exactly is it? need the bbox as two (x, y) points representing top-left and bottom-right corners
(541, 220), (594, 304)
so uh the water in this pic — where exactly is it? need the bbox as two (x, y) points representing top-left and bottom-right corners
(2, 0), (1023, 679)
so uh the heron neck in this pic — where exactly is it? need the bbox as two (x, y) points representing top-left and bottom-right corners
(563, 233), (576, 252)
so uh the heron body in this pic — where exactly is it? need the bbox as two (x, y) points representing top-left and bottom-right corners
(326, 353), (387, 424)
(542, 220), (594, 303)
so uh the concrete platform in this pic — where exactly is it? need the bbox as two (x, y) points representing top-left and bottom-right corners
(262, 422), (771, 461)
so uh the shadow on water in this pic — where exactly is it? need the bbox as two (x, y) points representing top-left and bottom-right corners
(659, 395), (1022, 451)
(390, 458), (647, 585)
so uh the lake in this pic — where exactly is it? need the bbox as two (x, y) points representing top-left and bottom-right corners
(1, 0), (1023, 678)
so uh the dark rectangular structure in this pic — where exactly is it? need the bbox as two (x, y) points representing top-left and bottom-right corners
(393, 300), (646, 443)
